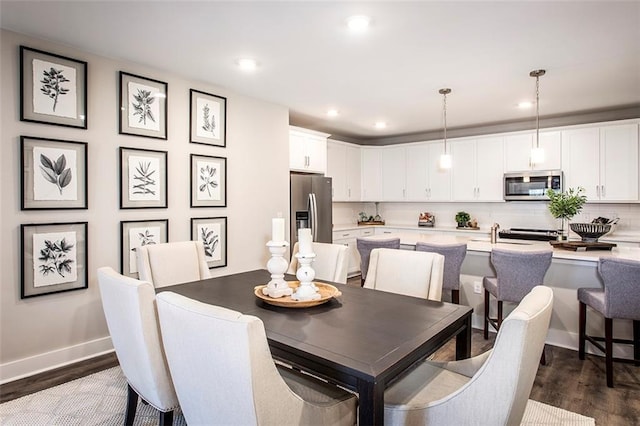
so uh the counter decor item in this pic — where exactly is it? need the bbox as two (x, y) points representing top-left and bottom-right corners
(358, 211), (385, 226)
(569, 223), (612, 242)
(546, 187), (587, 240)
(254, 281), (341, 308)
(263, 218), (292, 298)
(455, 211), (472, 229)
(418, 212), (435, 227)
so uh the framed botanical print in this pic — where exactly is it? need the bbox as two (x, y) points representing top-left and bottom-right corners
(119, 147), (168, 209)
(20, 46), (87, 129)
(119, 71), (167, 139)
(120, 219), (168, 278)
(21, 222), (88, 298)
(191, 217), (227, 269)
(21, 136), (88, 210)
(190, 89), (227, 147)
(190, 154), (227, 207)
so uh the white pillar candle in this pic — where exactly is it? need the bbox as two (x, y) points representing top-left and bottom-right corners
(298, 228), (313, 255)
(272, 218), (285, 242)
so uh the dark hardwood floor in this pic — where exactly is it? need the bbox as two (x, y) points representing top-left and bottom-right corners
(1, 277), (638, 425)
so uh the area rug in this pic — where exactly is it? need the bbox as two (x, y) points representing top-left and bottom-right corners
(0, 367), (595, 425)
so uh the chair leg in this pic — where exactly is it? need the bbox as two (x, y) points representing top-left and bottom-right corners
(634, 320), (640, 367)
(484, 289), (490, 339)
(451, 289), (460, 305)
(125, 384), (138, 426)
(578, 302), (586, 360)
(360, 275), (365, 287)
(159, 410), (174, 426)
(540, 346), (546, 365)
(497, 301), (503, 329)
(605, 317), (614, 388)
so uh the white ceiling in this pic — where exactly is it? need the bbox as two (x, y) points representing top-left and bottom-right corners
(2, 1), (639, 140)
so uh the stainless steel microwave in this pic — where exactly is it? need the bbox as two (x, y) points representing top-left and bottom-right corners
(504, 170), (563, 201)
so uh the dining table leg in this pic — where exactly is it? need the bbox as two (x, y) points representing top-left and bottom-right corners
(357, 377), (384, 425)
(455, 313), (472, 360)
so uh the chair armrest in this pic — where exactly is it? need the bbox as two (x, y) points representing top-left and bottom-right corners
(426, 350), (492, 378)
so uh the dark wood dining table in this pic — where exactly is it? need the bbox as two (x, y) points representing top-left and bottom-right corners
(163, 269), (472, 426)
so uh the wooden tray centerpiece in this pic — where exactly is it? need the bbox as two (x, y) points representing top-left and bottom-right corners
(254, 281), (342, 308)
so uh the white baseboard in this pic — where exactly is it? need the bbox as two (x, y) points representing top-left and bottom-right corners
(0, 337), (114, 385)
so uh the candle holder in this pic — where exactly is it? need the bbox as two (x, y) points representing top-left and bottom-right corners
(263, 241), (293, 298)
(292, 253), (320, 301)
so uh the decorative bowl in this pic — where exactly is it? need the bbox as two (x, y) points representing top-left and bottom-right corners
(569, 223), (611, 242)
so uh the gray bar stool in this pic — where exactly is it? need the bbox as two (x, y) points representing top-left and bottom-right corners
(415, 242), (467, 304)
(483, 248), (552, 363)
(578, 257), (640, 387)
(356, 237), (400, 286)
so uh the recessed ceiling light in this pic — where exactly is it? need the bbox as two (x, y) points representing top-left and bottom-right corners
(374, 121), (387, 129)
(327, 109), (339, 117)
(518, 101), (533, 109)
(347, 15), (370, 32)
(237, 58), (258, 72)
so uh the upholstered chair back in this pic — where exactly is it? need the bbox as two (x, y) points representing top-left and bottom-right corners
(287, 241), (349, 284)
(356, 237), (401, 282)
(136, 241), (211, 288)
(598, 257), (640, 319)
(96, 267), (178, 414)
(489, 249), (552, 303)
(364, 248), (444, 301)
(415, 242), (467, 292)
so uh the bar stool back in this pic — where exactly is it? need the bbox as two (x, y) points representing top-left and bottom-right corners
(416, 242), (467, 304)
(578, 257), (640, 387)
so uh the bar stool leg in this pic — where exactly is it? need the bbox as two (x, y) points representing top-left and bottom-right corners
(578, 302), (586, 360)
(634, 320), (639, 367)
(451, 289), (460, 305)
(484, 289), (490, 339)
(497, 301), (503, 329)
(605, 317), (614, 388)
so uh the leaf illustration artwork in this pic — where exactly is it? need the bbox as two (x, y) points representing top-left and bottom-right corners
(33, 146), (78, 201)
(127, 81), (161, 131)
(33, 231), (78, 287)
(128, 226), (161, 274)
(196, 97), (220, 140)
(198, 223), (222, 261)
(32, 58), (77, 119)
(196, 160), (221, 201)
(128, 155), (160, 201)
(201, 104), (217, 137)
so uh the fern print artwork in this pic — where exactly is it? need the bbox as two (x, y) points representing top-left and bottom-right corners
(128, 226), (161, 274)
(198, 223), (221, 261)
(33, 146), (77, 201)
(196, 160), (221, 201)
(196, 98), (220, 140)
(128, 155), (160, 201)
(127, 81), (160, 131)
(33, 231), (78, 287)
(32, 58), (77, 119)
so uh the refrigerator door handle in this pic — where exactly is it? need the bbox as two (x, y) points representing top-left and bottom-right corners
(309, 193), (318, 241)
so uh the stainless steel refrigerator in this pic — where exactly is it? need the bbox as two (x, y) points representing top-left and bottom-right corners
(290, 173), (333, 246)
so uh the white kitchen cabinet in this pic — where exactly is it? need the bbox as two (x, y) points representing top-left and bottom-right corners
(332, 227), (374, 277)
(289, 126), (329, 174)
(381, 146), (407, 201)
(451, 136), (504, 201)
(361, 148), (382, 201)
(562, 123), (638, 201)
(327, 141), (361, 201)
(504, 131), (562, 172)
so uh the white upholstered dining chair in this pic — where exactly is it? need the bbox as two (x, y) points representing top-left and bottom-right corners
(136, 240), (210, 288)
(383, 286), (553, 425)
(286, 241), (349, 284)
(156, 291), (358, 426)
(363, 248), (444, 301)
(97, 267), (179, 426)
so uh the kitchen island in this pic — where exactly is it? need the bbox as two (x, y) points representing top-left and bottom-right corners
(355, 229), (639, 358)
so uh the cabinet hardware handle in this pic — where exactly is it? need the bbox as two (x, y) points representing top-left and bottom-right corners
(343, 234), (349, 237)
(602, 185), (606, 197)
(596, 186), (600, 197)
(348, 188), (351, 197)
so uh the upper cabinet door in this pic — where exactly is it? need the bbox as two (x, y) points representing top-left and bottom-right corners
(405, 144), (429, 201)
(562, 127), (601, 200)
(381, 146), (407, 201)
(289, 127), (329, 174)
(327, 141), (348, 201)
(345, 145), (362, 201)
(504, 131), (561, 172)
(361, 148), (382, 201)
(451, 139), (477, 201)
(426, 141), (451, 201)
(475, 136), (504, 201)
(599, 124), (638, 201)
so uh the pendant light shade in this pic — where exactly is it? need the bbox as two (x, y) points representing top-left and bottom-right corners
(530, 69), (546, 165)
(439, 88), (452, 169)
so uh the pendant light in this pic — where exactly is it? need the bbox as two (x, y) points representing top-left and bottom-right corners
(530, 69), (546, 165)
(439, 88), (452, 169)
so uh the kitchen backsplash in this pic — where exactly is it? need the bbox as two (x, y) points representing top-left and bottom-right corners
(333, 202), (640, 235)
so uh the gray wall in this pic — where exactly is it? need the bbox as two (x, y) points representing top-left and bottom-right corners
(1, 29), (290, 382)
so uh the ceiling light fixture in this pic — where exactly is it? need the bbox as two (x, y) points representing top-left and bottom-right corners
(237, 58), (257, 72)
(530, 69), (546, 165)
(327, 109), (339, 117)
(518, 101), (533, 109)
(347, 15), (370, 32)
(374, 121), (386, 129)
(439, 88), (452, 169)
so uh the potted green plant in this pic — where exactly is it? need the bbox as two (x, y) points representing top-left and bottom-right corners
(455, 211), (471, 228)
(546, 187), (587, 240)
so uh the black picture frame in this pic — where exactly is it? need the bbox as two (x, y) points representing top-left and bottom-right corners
(120, 219), (169, 278)
(190, 154), (227, 208)
(21, 222), (88, 299)
(20, 46), (88, 129)
(119, 147), (168, 209)
(189, 89), (227, 147)
(21, 136), (88, 210)
(191, 217), (227, 269)
(119, 71), (167, 140)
